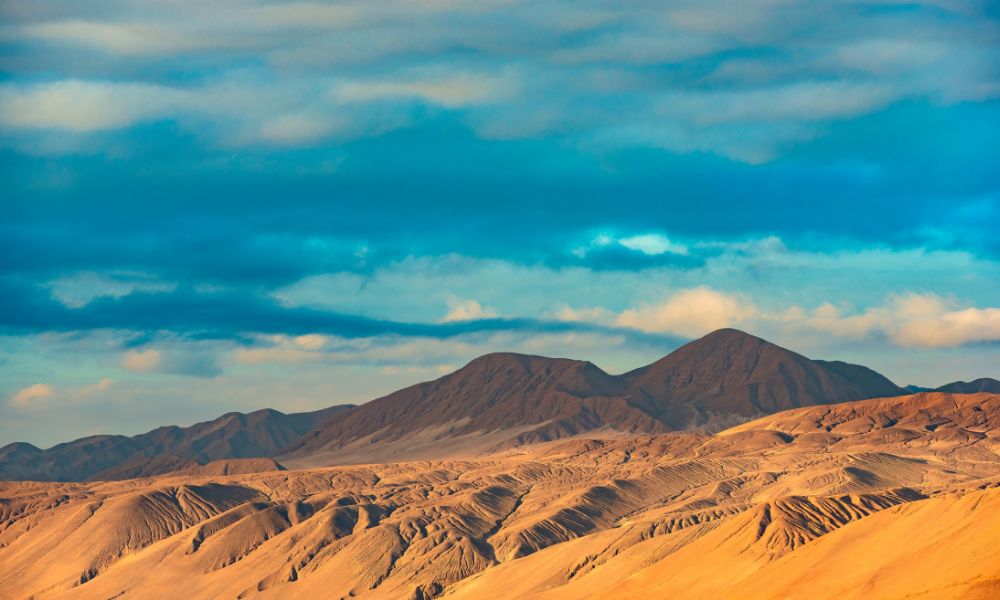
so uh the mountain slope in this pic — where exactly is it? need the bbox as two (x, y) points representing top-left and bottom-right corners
(284, 353), (664, 462)
(286, 329), (905, 461)
(0, 405), (354, 482)
(935, 377), (1000, 394)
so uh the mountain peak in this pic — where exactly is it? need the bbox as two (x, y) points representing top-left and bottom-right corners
(698, 328), (762, 343)
(622, 328), (904, 428)
(461, 352), (599, 375)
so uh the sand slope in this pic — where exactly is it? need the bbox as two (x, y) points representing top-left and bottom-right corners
(0, 392), (997, 599)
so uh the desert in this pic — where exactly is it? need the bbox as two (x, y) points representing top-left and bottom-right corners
(2, 331), (998, 599)
(3, 1), (998, 597)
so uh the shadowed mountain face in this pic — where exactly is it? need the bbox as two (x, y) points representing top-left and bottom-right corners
(935, 378), (1000, 394)
(286, 329), (907, 460)
(0, 405), (353, 482)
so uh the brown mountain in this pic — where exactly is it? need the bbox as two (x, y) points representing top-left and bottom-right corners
(283, 353), (667, 463)
(935, 377), (1000, 394)
(0, 405), (353, 482)
(285, 329), (905, 462)
(621, 328), (905, 430)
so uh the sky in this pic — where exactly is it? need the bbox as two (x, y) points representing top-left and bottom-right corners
(1, 0), (999, 447)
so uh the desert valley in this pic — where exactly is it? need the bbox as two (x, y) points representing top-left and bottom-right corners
(2, 329), (998, 599)
(4, 1), (998, 597)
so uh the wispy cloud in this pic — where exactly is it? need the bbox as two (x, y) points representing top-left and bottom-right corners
(6, 378), (112, 410)
(616, 287), (758, 337)
(8, 383), (53, 409)
(3, 0), (996, 158)
(0, 81), (189, 132)
(784, 293), (1000, 348)
(441, 298), (499, 323)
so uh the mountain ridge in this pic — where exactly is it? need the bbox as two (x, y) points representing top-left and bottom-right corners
(935, 377), (1000, 394)
(283, 328), (908, 461)
(10, 328), (991, 481)
(0, 405), (353, 482)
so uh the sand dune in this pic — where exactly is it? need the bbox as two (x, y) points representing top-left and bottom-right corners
(1, 391), (997, 599)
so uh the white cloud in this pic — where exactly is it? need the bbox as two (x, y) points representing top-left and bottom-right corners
(616, 287), (758, 336)
(3, 0), (995, 159)
(618, 233), (689, 256)
(556, 288), (1000, 349)
(20, 20), (218, 56)
(0, 80), (188, 132)
(48, 272), (175, 307)
(890, 300), (1000, 348)
(657, 81), (896, 126)
(123, 349), (161, 372)
(121, 347), (221, 378)
(257, 113), (342, 145)
(233, 334), (331, 364)
(76, 378), (113, 397)
(553, 304), (616, 324)
(573, 232), (689, 258)
(8, 383), (54, 409)
(293, 334), (329, 350)
(442, 299), (499, 322)
(233, 345), (318, 365)
(331, 72), (509, 108)
(776, 293), (1000, 348)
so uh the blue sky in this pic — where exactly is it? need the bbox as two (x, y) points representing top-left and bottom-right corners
(1, 0), (999, 446)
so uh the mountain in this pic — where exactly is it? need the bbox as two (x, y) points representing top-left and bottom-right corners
(285, 329), (906, 462)
(935, 377), (1000, 394)
(283, 353), (667, 463)
(0, 405), (353, 482)
(620, 329), (905, 430)
(0, 329), (910, 478)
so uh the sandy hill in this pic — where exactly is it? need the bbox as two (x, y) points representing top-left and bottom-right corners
(85, 457), (287, 481)
(0, 405), (352, 482)
(283, 329), (905, 464)
(0, 391), (996, 599)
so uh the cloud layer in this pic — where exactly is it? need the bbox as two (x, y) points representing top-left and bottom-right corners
(2, 0), (997, 160)
(1, 0), (998, 446)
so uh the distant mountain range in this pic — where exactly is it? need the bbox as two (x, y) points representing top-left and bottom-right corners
(2, 329), (995, 482)
(0, 405), (352, 481)
(935, 377), (1000, 394)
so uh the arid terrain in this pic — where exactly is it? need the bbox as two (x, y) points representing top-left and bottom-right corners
(2, 391), (999, 599)
(2, 332), (999, 599)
